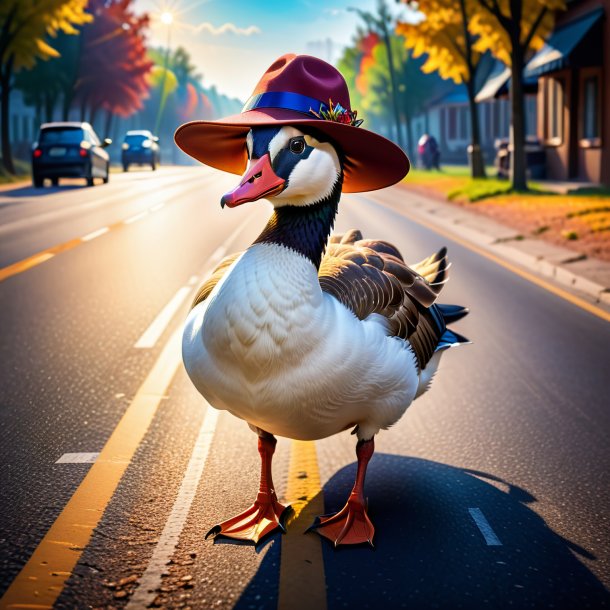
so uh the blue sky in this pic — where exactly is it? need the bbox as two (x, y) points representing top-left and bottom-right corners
(134, 0), (414, 101)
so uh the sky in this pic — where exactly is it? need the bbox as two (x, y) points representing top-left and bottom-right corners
(133, 0), (415, 102)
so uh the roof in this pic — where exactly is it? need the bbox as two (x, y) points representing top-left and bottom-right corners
(126, 130), (154, 136)
(525, 7), (604, 78)
(476, 61), (538, 102)
(430, 85), (469, 106)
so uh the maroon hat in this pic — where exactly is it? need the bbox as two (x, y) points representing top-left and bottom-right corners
(174, 54), (410, 193)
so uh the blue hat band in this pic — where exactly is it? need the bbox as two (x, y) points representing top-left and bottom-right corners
(242, 91), (329, 117)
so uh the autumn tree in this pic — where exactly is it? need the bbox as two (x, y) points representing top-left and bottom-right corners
(0, 0), (90, 173)
(360, 35), (438, 153)
(75, 0), (152, 132)
(398, 0), (487, 178)
(470, 0), (565, 190)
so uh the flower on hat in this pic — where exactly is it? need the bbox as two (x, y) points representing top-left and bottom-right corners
(309, 99), (364, 128)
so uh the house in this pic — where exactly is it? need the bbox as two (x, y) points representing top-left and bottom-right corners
(411, 55), (535, 166)
(524, 0), (608, 185)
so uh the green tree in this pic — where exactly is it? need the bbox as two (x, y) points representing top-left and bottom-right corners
(398, 0), (487, 177)
(14, 31), (80, 124)
(0, 0), (90, 173)
(469, 0), (565, 190)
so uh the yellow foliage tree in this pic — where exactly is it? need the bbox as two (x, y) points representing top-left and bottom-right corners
(469, 0), (566, 190)
(397, 0), (487, 178)
(0, 0), (91, 173)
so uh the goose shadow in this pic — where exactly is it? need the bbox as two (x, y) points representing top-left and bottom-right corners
(235, 454), (609, 610)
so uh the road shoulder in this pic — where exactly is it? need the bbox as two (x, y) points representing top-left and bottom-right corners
(389, 184), (610, 305)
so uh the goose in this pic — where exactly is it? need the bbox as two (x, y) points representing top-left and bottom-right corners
(176, 54), (469, 547)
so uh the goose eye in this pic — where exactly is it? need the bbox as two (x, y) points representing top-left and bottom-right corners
(289, 138), (305, 154)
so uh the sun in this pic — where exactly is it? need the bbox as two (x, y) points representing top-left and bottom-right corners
(160, 11), (174, 25)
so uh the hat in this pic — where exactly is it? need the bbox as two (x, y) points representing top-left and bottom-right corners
(174, 54), (410, 193)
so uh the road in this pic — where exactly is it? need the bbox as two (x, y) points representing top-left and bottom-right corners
(0, 166), (608, 610)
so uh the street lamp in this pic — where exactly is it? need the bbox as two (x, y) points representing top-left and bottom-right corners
(154, 11), (174, 137)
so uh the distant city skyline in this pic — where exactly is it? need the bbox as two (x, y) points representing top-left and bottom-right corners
(134, 0), (415, 102)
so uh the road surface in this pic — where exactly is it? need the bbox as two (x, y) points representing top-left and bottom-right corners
(0, 167), (608, 610)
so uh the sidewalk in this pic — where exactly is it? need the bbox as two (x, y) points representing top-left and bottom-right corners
(394, 184), (610, 305)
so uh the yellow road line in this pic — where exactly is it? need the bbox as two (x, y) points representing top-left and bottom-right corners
(278, 441), (327, 610)
(0, 227), (122, 283)
(366, 194), (610, 324)
(0, 326), (183, 610)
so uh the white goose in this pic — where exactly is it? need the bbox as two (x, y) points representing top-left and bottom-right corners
(180, 121), (469, 546)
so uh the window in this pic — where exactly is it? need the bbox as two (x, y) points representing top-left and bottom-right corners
(582, 76), (600, 141)
(40, 127), (85, 145)
(545, 77), (564, 143)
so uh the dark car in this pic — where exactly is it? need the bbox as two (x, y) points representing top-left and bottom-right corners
(32, 122), (111, 188)
(121, 130), (160, 171)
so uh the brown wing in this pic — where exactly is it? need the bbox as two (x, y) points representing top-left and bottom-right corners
(191, 252), (242, 309)
(319, 230), (450, 370)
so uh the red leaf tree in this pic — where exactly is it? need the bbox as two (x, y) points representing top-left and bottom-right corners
(75, 0), (152, 129)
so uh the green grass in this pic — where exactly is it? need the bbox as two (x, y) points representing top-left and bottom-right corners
(0, 159), (31, 184)
(447, 178), (514, 202)
(407, 164), (475, 181)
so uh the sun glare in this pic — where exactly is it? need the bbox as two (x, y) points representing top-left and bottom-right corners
(160, 11), (174, 25)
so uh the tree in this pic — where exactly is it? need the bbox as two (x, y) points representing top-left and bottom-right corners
(337, 32), (378, 131)
(469, 0), (565, 190)
(0, 0), (90, 173)
(75, 0), (152, 129)
(14, 31), (81, 124)
(397, 0), (487, 178)
(349, 0), (405, 149)
(360, 35), (438, 153)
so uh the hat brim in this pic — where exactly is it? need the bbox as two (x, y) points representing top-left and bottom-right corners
(174, 108), (410, 193)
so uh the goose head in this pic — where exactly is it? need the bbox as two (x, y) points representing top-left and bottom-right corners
(221, 126), (343, 209)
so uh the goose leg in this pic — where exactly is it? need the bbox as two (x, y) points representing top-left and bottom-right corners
(309, 438), (375, 547)
(205, 432), (290, 544)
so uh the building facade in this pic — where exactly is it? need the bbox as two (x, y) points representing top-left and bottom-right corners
(525, 0), (608, 185)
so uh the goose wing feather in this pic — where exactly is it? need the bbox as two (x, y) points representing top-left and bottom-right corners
(319, 231), (450, 370)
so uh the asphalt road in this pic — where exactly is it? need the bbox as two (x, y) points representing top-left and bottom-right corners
(0, 166), (608, 610)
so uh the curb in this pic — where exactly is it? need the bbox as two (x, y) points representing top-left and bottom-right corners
(368, 185), (610, 306)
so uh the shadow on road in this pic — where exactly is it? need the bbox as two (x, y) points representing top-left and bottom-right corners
(0, 184), (88, 199)
(236, 455), (609, 610)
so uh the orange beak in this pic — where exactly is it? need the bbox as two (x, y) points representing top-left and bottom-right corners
(221, 153), (286, 208)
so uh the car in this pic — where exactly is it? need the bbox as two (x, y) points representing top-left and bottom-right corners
(31, 122), (111, 188)
(121, 130), (160, 171)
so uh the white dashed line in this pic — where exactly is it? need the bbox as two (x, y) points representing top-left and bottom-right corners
(124, 211), (149, 224)
(468, 507), (502, 546)
(81, 227), (109, 242)
(55, 452), (99, 464)
(134, 286), (192, 349)
(126, 406), (219, 610)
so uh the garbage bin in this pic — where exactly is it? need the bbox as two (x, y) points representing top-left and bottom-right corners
(524, 137), (546, 179)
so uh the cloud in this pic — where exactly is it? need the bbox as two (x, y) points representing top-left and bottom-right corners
(186, 21), (261, 36)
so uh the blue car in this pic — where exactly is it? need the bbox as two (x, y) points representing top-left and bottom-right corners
(121, 130), (160, 171)
(32, 122), (111, 187)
